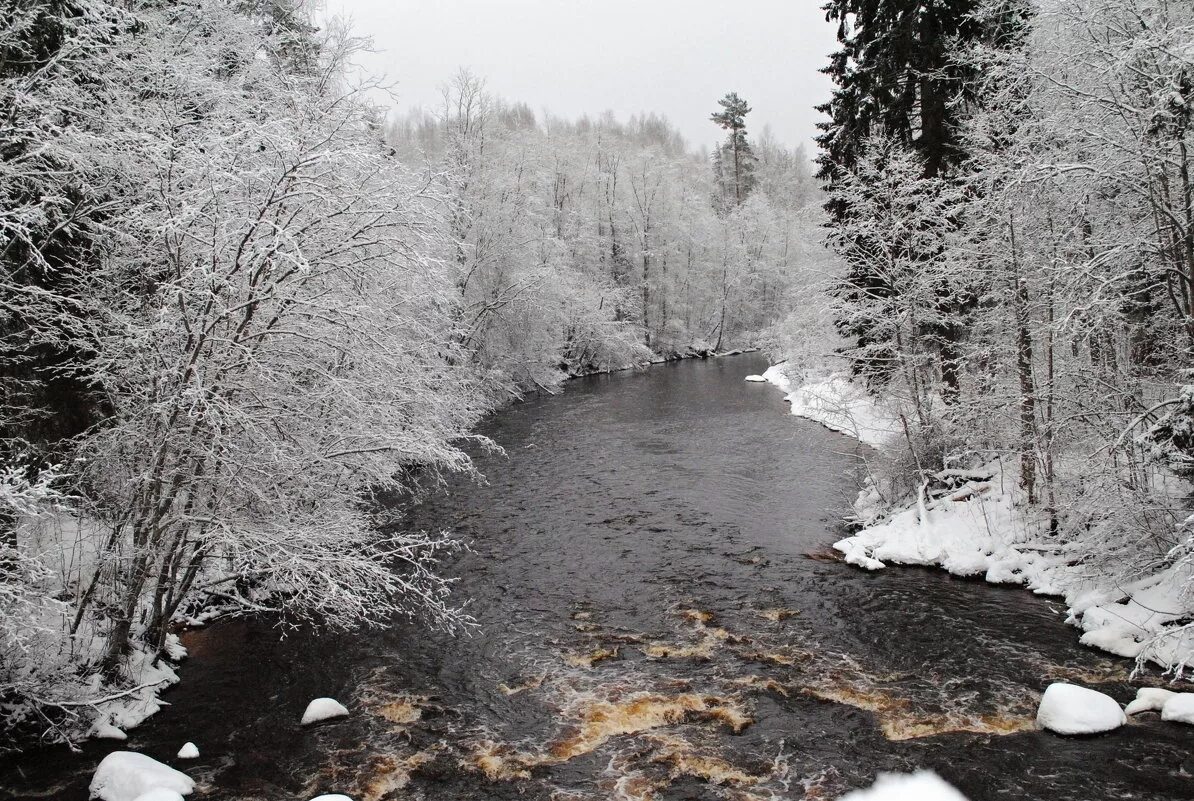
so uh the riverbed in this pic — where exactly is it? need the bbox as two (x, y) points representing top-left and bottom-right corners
(3, 353), (1192, 801)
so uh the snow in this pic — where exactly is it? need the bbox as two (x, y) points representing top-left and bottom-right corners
(93, 723), (129, 740)
(1035, 683), (1126, 735)
(1160, 693), (1194, 724)
(759, 365), (901, 447)
(832, 463), (1194, 676)
(88, 752), (194, 801)
(309, 796), (355, 801)
(86, 641), (183, 741)
(176, 742), (199, 759)
(131, 791), (185, 801)
(301, 697), (349, 725)
(1125, 687), (1176, 715)
(744, 374), (767, 382)
(839, 770), (969, 800)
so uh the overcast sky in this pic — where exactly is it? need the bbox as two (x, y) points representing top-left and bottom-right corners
(326, 0), (838, 156)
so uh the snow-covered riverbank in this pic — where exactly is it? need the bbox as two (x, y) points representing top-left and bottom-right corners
(752, 364), (1194, 679)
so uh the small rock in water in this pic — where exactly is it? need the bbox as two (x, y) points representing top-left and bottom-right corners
(176, 742), (199, 759)
(1036, 682), (1126, 735)
(92, 722), (128, 740)
(1160, 693), (1194, 725)
(839, 770), (969, 800)
(301, 697), (350, 726)
(744, 374), (767, 382)
(309, 796), (355, 801)
(1125, 687), (1176, 715)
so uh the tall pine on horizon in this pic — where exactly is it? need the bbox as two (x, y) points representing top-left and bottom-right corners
(711, 92), (758, 211)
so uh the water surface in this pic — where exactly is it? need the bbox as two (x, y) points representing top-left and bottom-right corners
(4, 354), (1192, 801)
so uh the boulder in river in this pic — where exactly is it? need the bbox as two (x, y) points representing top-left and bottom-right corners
(1160, 693), (1194, 725)
(1036, 683), (1126, 735)
(89, 751), (194, 801)
(1125, 687), (1177, 715)
(301, 697), (349, 726)
(839, 770), (969, 800)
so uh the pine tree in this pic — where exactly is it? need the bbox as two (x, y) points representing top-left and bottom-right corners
(710, 92), (757, 209)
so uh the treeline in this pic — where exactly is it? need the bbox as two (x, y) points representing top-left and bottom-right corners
(815, 0), (1194, 644)
(384, 73), (821, 395)
(0, 0), (818, 744)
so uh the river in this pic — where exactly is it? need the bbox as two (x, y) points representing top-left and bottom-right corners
(3, 353), (1193, 801)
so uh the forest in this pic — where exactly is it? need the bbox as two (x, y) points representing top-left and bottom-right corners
(3, 0), (1194, 797)
(0, 0), (820, 745)
(800, 0), (1194, 680)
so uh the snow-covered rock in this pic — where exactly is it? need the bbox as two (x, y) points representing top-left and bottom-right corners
(839, 770), (969, 800)
(1160, 693), (1194, 724)
(309, 796), (355, 801)
(1036, 683), (1126, 735)
(92, 722), (129, 740)
(131, 791), (185, 801)
(176, 742), (199, 759)
(744, 374), (766, 382)
(301, 697), (349, 725)
(89, 752), (194, 801)
(1125, 687), (1177, 715)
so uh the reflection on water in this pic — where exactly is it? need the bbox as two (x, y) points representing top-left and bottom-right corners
(3, 354), (1193, 801)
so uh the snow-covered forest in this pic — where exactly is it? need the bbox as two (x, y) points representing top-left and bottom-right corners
(776, 0), (1194, 679)
(0, 0), (820, 745)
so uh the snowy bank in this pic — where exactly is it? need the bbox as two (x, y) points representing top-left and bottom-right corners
(756, 365), (901, 448)
(833, 467), (1194, 676)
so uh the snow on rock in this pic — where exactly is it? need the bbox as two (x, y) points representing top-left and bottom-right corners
(1161, 693), (1194, 724)
(1036, 683), (1126, 735)
(744, 374), (767, 382)
(758, 365), (901, 448)
(1125, 687), (1177, 715)
(92, 722), (129, 740)
(839, 770), (969, 800)
(309, 796), (355, 801)
(176, 742), (199, 759)
(301, 697), (349, 725)
(89, 752), (194, 801)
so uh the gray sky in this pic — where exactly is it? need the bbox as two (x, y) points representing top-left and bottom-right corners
(327, 0), (838, 156)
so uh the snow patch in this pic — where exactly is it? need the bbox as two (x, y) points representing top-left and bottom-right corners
(176, 742), (199, 759)
(89, 752), (194, 801)
(759, 365), (901, 447)
(744, 374), (767, 382)
(1125, 687), (1176, 715)
(301, 697), (349, 725)
(833, 466), (1194, 676)
(839, 770), (969, 800)
(131, 791), (185, 801)
(309, 796), (355, 801)
(1161, 693), (1194, 724)
(1035, 683), (1126, 735)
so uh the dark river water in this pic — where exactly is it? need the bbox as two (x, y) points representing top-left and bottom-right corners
(4, 354), (1194, 801)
